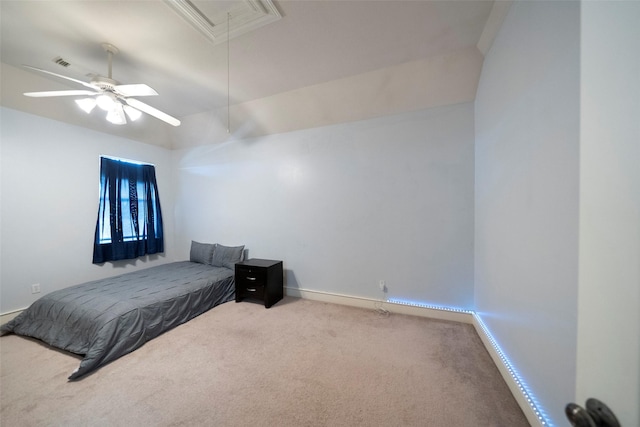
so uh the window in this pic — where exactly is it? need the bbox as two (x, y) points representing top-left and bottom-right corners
(92, 156), (164, 264)
(97, 179), (155, 244)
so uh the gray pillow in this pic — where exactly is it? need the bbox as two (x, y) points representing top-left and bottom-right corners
(211, 244), (245, 269)
(190, 241), (215, 264)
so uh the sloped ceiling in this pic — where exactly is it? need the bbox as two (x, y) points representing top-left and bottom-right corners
(0, 1), (506, 149)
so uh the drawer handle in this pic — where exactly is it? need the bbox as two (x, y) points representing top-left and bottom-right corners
(246, 277), (257, 281)
(246, 288), (256, 292)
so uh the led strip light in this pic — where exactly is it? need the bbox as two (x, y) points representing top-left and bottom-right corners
(387, 298), (552, 427)
(388, 298), (474, 314)
(473, 315), (552, 426)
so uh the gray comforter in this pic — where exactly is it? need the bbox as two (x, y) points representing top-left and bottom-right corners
(0, 261), (235, 380)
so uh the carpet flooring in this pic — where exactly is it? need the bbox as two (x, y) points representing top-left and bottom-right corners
(0, 296), (529, 426)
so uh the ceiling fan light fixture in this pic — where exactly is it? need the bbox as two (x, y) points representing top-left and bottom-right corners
(75, 98), (97, 114)
(96, 93), (116, 111)
(106, 103), (127, 125)
(123, 105), (142, 122)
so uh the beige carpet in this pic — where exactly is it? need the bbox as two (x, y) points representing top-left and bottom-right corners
(1, 297), (528, 426)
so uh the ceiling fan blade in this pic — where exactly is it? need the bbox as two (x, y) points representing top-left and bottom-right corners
(124, 98), (181, 127)
(24, 90), (98, 98)
(23, 65), (99, 91)
(114, 84), (158, 97)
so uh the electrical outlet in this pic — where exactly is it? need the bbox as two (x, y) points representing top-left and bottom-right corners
(379, 280), (386, 291)
(31, 283), (41, 294)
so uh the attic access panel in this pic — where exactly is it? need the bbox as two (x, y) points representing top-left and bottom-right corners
(164, 0), (281, 45)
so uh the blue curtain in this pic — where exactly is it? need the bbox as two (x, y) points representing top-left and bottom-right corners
(92, 157), (164, 263)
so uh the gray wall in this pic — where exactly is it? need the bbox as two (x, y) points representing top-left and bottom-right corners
(577, 2), (640, 425)
(475, 1), (640, 425)
(474, 2), (580, 425)
(0, 107), (176, 313)
(173, 104), (475, 308)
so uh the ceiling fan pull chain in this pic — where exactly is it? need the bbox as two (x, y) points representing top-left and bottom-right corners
(227, 11), (231, 134)
(107, 50), (112, 79)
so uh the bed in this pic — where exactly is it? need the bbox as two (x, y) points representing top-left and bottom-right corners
(0, 242), (243, 380)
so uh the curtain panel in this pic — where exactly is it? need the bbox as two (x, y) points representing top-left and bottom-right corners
(92, 157), (164, 263)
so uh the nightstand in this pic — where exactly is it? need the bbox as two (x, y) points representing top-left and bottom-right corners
(235, 259), (283, 308)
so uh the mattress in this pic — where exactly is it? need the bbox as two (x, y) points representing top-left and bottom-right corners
(0, 261), (235, 380)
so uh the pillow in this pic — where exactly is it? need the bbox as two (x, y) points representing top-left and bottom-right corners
(211, 244), (245, 269)
(190, 241), (215, 264)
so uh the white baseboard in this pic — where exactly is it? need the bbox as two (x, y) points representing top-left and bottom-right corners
(285, 286), (473, 324)
(286, 286), (546, 427)
(471, 315), (546, 427)
(0, 309), (24, 324)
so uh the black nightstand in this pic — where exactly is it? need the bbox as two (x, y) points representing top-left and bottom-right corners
(235, 259), (283, 308)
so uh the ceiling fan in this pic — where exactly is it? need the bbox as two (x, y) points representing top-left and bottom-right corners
(23, 43), (180, 127)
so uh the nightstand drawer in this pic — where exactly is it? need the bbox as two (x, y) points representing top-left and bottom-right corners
(239, 283), (264, 300)
(236, 268), (266, 286)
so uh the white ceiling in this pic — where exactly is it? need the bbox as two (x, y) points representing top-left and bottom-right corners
(0, 0), (498, 148)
